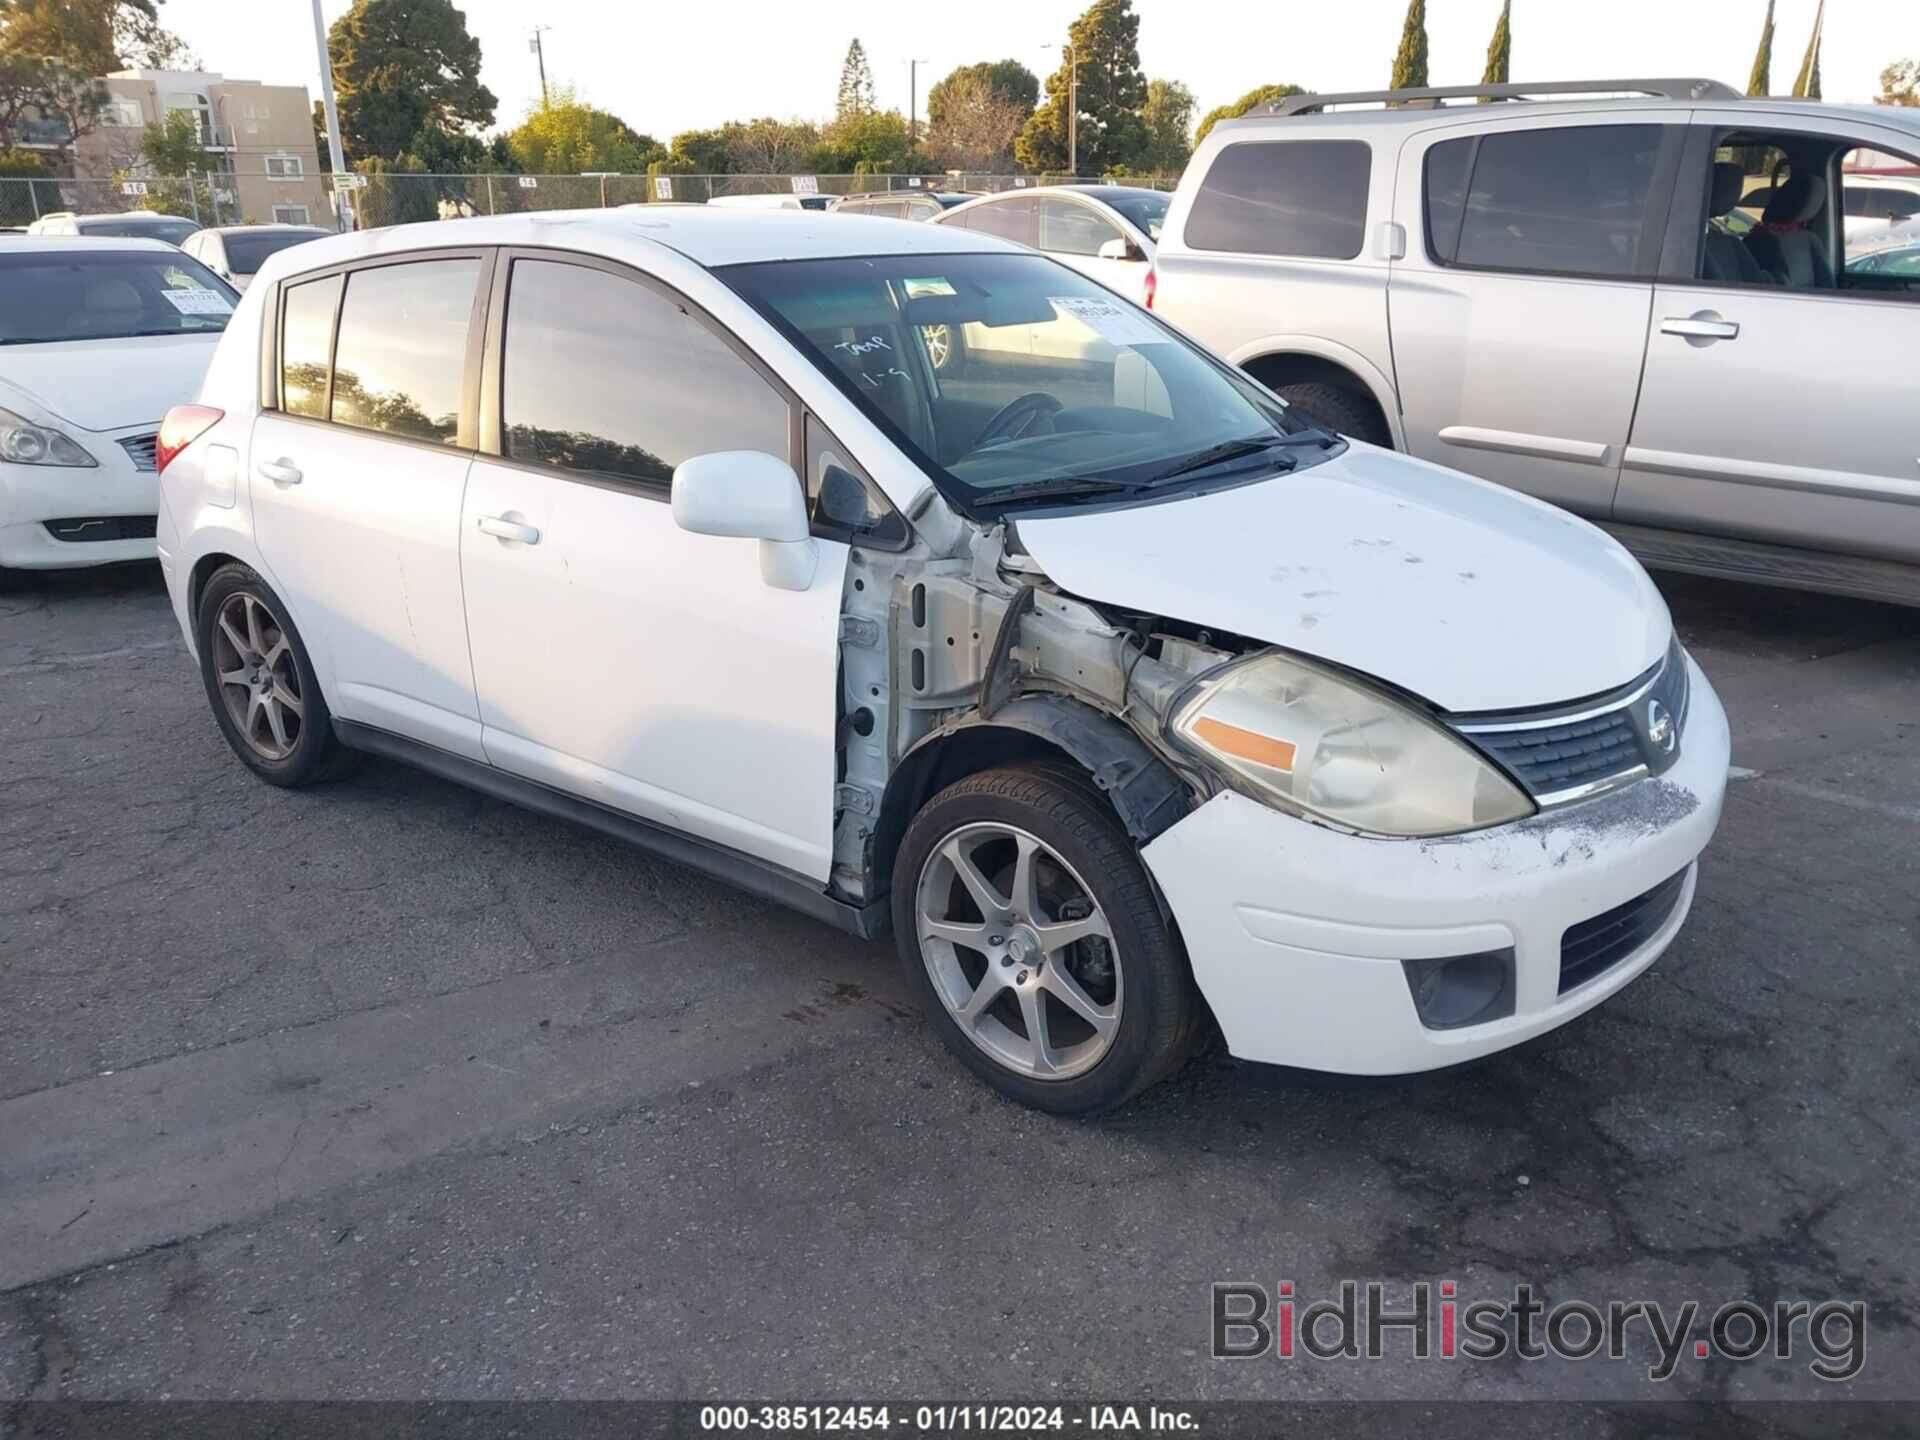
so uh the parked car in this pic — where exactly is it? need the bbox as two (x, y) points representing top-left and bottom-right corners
(154, 210), (1727, 1113)
(832, 190), (973, 220)
(1153, 78), (1920, 607)
(1840, 171), (1920, 242)
(27, 211), (199, 246)
(0, 236), (235, 584)
(933, 184), (1167, 305)
(707, 193), (835, 212)
(1846, 238), (1920, 277)
(181, 224), (330, 292)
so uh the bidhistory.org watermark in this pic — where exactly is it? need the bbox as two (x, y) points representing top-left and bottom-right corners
(1212, 1281), (1866, 1382)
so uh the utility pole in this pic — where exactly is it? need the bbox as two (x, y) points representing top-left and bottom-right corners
(310, 0), (351, 231)
(908, 58), (928, 149)
(530, 26), (551, 108)
(1043, 41), (1079, 176)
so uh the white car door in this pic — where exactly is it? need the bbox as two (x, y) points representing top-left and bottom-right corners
(458, 252), (848, 881)
(1034, 196), (1150, 307)
(249, 253), (489, 760)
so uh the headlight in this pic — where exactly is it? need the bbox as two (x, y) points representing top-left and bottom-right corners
(1169, 650), (1534, 837)
(0, 407), (97, 468)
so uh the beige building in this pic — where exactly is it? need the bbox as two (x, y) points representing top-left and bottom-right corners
(69, 69), (330, 226)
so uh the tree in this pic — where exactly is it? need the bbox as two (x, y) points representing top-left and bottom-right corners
(1017, 0), (1149, 176)
(1390, 0), (1428, 90)
(1481, 0), (1511, 91)
(0, 0), (156, 157)
(836, 39), (875, 121)
(506, 89), (662, 174)
(818, 109), (912, 173)
(1193, 83), (1303, 147)
(924, 70), (1030, 171)
(138, 106), (207, 175)
(1879, 60), (1919, 106)
(112, 3), (196, 70)
(669, 127), (733, 173)
(327, 0), (495, 164)
(724, 116), (821, 174)
(1138, 79), (1194, 174)
(1792, 1), (1824, 100)
(927, 60), (1039, 131)
(1747, 0), (1775, 97)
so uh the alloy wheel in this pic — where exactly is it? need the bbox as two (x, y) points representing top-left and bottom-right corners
(922, 323), (953, 370)
(211, 591), (304, 760)
(915, 822), (1121, 1080)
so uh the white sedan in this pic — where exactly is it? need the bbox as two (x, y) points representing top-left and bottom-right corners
(0, 237), (233, 583)
(153, 209), (1727, 1112)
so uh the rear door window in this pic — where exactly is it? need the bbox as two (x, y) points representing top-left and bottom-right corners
(1426, 125), (1666, 278)
(1037, 197), (1122, 256)
(279, 273), (342, 419)
(328, 257), (479, 446)
(1185, 140), (1370, 259)
(964, 196), (1037, 246)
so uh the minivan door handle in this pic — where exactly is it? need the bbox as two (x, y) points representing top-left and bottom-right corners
(1660, 313), (1740, 342)
(255, 457), (302, 486)
(476, 514), (541, 545)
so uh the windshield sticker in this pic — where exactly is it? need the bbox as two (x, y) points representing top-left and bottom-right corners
(1047, 295), (1167, 347)
(160, 287), (234, 316)
(903, 277), (957, 298)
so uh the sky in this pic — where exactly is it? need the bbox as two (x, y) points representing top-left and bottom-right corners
(155, 0), (1913, 146)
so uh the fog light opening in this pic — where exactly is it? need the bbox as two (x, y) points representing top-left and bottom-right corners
(1402, 948), (1516, 1031)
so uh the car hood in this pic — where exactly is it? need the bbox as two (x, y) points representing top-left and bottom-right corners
(0, 333), (222, 432)
(1010, 444), (1671, 713)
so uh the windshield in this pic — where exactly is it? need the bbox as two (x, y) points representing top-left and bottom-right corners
(1103, 189), (1171, 241)
(0, 250), (237, 344)
(223, 228), (327, 274)
(719, 251), (1334, 516)
(80, 216), (197, 245)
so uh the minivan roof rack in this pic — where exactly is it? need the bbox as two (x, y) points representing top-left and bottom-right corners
(1265, 78), (1741, 116)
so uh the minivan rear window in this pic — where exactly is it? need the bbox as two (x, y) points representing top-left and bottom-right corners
(1184, 140), (1370, 260)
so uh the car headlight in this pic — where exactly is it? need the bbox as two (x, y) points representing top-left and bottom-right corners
(0, 407), (97, 468)
(1168, 650), (1534, 837)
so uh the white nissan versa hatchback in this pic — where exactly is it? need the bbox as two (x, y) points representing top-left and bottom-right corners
(155, 210), (1730, 1113)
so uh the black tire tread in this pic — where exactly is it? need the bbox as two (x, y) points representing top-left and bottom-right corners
(1275, 380), (1391, 447)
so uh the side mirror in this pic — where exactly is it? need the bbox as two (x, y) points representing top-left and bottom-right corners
(1097, 237), (1144, 263)
(671, 450), (818, 592)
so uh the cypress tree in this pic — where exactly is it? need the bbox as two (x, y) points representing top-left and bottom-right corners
(1747, 0), (1775, 97)
(1391, 0), (1429, 91)
(1480, 0), (1512, 96)
(1792, 1), (1824, 100)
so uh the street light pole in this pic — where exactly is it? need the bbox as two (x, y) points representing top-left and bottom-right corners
(909, 58), (928, 150)
(530, 26), (552, 109)
(309, 0), (351, 231)
(1043, 42), (1079, 176)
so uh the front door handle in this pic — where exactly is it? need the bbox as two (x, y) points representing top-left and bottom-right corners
(255, 457), (302, 486)
(1660, 313), (1740, 342)
(476, 514), (541, 545)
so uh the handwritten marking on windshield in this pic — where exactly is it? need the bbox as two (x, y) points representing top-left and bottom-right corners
(834, 336), (893, 357)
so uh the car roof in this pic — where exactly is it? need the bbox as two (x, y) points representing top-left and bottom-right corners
(194, 223), (331, 235)
(255, 208), (1022, 278)
(0, 234), (181, 254)
(1212, 96), (1920, 139)
(75, 212), (194, 225)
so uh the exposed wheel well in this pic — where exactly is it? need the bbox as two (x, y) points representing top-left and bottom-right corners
(188, 551), (244, 625)
(1241, 353), (1391, 437)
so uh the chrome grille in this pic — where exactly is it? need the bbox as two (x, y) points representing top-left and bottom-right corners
(1450, 639), (1691, 805)
(117, 433), (159, 472)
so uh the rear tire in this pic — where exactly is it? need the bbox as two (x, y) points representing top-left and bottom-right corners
(1273, 380), (1391, 447)
(892, 763), (1203, 1114)
(195, 561), (356, 787)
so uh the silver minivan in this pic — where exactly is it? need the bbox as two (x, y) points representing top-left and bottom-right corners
(1153, 79), (1920, 607)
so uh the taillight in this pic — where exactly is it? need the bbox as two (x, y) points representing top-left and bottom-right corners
(1142, 262), (1157, 310)
(155, 405), (223, 475)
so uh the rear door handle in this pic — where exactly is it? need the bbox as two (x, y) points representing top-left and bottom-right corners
(255, 457), (302, 486)
(1660, 315), (1740, 341)
(476, 514), (541, 545)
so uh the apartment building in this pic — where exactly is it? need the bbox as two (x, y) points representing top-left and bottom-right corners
(64, 69), (330, 226)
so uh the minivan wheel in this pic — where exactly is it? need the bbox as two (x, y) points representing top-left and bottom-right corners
(1273, 381), (1391, 447)
(892, 764), (1202, 1114)
(196, 562), (355, 786)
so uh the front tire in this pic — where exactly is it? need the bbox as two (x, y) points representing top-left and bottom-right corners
(1273, 380), (1391, 447)
(195, 562), (355, 787)
(892, 764), (1202, 1114)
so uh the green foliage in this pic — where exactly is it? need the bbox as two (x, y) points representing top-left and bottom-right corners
(1880, 60), (1919, 106)
(669, 127), (734, 174)
(505, 89), (663, 174)
(1481, 0), (1511, 91)
(350, 154), (436, 227)
(1390, 0), (1429, 90)
(927, 60), (1039, 130)
(327, 0), (496, 164)
(1748, 0), (1775, 97)
(817, 109), (912, 173)
(139, 108), (207, 176)
(0, 146), (50, 176)
(1017, 0), (1150, 175)
(1792, 1), (1823, 100)
(1138, 79), (1194, 173)
(836, 39), (875, 120)
(0, 0), (155, 153)
(1192, 83), (1303, 147)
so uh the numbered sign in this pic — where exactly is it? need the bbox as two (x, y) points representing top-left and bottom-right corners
(333, 174), (367, 191)
(120, 181), (149, 197)
(906, 176), (922, 188)
(517, 175), (538, 189)
(791, 175), (819, 196)
(653, 176), (673, 200)
(1013, 177), (1028, 187)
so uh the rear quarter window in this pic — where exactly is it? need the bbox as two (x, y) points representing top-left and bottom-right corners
(1184, 140), (1371, 259)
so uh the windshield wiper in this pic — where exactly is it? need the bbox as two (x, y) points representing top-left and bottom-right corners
(1149, 434), (1300, 483)
(976, 476), (1151, 509)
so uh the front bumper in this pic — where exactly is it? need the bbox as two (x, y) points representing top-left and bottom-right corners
(0, 429), (159, 570)
(1141, 657), (1730, 1074)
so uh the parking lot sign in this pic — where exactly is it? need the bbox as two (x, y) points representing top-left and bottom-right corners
(518, 176), (538, 190)
(654, 176), (673, 200)
(120, 181), (148, 197)
(791, 175), (819, 196)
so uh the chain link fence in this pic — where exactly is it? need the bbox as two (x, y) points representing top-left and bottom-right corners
(3, 170), (1179, 232)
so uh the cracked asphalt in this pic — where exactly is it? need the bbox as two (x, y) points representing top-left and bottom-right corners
(1, 562), (1915, 1409)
